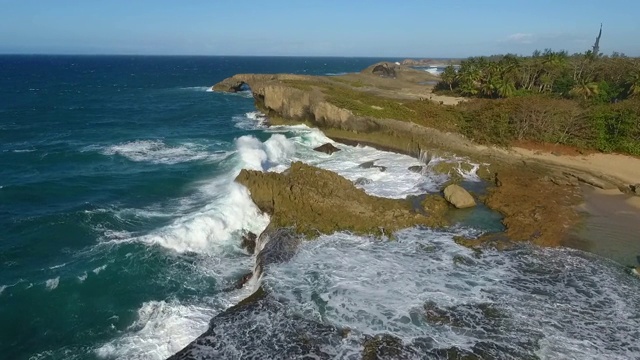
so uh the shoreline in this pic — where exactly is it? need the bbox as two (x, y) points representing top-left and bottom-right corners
(211, 66), (640, 262)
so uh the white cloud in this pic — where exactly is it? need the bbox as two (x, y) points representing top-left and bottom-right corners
(506, 33), (534, 44)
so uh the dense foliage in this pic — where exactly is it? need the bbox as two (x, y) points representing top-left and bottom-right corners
(437, 50), (640, 101)
(432, 51), (640, 155)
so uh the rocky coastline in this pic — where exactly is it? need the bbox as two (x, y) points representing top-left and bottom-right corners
(169, 63), (640, 359)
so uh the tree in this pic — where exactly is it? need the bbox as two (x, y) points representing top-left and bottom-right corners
(570, 79), (599, 99)
(441, 65), (457, 91)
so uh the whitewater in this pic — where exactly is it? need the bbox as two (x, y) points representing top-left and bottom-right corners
(97, 114), (639, 360)
(1, 56), (639, 360)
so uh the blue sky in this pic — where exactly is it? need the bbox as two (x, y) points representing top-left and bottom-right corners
(0, 0), (638, 57)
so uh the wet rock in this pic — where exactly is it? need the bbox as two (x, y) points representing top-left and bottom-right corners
(254, 227), (301, 278)
(632, 183), (640, 196)
(421, 194), (450, 215)
(423, 301), (508, 335)
(313, 143), (341, 155)
(408, 165), (424, 173)
(241, 231), (257, 254)
(235, 162), (445, 236)
(170, 284), (345, 360)
(362, 334), (414, 360)
(354, 177), (373, 186)
(359, 160), (387, 172)
(234, 272), (252, 289)
(443, 184), (476, 209)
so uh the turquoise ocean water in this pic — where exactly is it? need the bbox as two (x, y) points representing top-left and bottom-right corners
(1, 56), (639, 359)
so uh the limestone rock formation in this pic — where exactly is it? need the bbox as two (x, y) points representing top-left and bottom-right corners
(313, 142), (341, 155)
(443, 184), (476, 209)
(370, 63), (397, 78)
(235, 162), (446, 236)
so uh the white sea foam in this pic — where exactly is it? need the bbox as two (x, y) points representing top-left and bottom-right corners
(128, 182), (269, 254)
(78, 273), (88, 283)
(232, 111), (268, 130)
(0, 285), (6, 296)
(267, 124), (455, 198)
(255, 228), (640, 359)
(93, 265), (107, 274)
(235, 134), (296, 172)
(100, 140), (226, 165)
(45, 277), (60, 291)
(95, 300), (217, 360)
(49, 263), (67, 270)
(179, 86), (212, 92)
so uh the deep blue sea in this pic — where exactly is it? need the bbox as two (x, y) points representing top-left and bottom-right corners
(1, 56), (639, 360)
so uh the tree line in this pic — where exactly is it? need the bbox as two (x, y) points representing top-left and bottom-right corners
(437, 50), (640, 102)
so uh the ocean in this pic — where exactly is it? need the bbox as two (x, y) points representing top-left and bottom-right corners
(0, 55), (638, 360)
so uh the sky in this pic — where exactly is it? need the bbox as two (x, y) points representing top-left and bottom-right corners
(0, 0), (638, 57)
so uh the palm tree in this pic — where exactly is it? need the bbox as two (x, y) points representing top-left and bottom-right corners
(440, 65), (457, 91)
(626, 71), (640, 97)
(495, 78), (516, 98)
(570, 79), (599, 99)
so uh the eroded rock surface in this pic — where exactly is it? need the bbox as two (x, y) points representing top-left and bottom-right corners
(235, 162), (447, 236)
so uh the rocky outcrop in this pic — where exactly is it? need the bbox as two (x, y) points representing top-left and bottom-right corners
(632, 183), (640, 196)
(370, 63), (397, 78)
(240, 231), (257, 254)
(235, 162), (447, 236)
(359, 160), (387, 172)
(443, 184), (476, 209)
(313, 143), (341, 155)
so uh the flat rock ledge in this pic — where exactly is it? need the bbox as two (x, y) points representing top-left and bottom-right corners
(235, 162), (447, 236)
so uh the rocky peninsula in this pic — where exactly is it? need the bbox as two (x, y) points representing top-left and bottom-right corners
(170, 62), (640, 359)
(212, 62), (639, 248)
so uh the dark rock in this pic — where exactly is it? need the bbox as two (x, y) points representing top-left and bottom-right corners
(240, 231), (257, 254)
(169, 285), (345, 360)
(408, 165), (424, 173)
(313, 143), (341, 155)
(254, 227), (301, 279)
(632, 183), (640, 195)
(362, 334), (414, 360)
(359, 160), (387, 172)
(354, 177), (373, 186)
(370, 63), (396, 78)
(494, 172), (502, 187)
(234, 272), (252, 289)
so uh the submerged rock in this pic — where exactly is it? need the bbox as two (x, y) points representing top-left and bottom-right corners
(313, 143), (341, 155)
(408, 165), (424, 173)
(241, 231), (257, 254)
(359, 160), (387, 172)
(235, 162), (446, 236)
(362, 334), (411, 360)
(443, 184), (476, 209)
(354, 177), (373, 186)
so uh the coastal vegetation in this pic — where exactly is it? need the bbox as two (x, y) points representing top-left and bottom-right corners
(434, 51), (640, 155)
